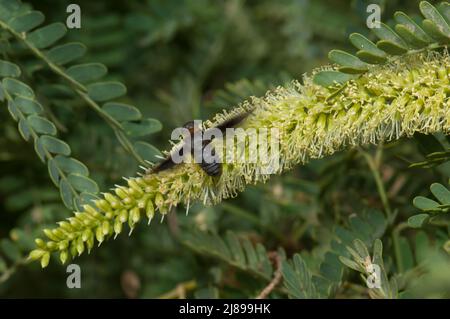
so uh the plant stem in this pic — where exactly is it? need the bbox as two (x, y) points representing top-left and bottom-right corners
(157, 280), (197, 299)
(361, 148), (392, 221)
(0, 258), (28, 285)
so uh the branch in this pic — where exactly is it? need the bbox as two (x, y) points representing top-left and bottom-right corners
(256, 252), (282, 299)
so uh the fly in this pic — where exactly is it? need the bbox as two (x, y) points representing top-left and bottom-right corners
(151, 109), (253, 176)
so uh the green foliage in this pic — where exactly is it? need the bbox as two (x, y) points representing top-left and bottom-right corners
(339, 239), (398, 299)
(0, 0), (162, 167)
(314, 1), (450, 87)
(1, 61), (98, 211)
(410, 182), (450, 228)
(317, 210), (389, 297)
(0, 0), (449, 299)
(182, 230), (279, 282)
(282, 254), (318, 299)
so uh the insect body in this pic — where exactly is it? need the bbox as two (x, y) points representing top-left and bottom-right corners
(151, 109), (253, 176)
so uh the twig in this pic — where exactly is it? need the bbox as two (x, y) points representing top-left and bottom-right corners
(360, 147), (393, 221)
(0, 257), (28, 285)
(157, 280), (197, 299)
(256, 252), (282, 299)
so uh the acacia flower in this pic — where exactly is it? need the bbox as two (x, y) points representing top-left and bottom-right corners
(29, 52), (450, 267)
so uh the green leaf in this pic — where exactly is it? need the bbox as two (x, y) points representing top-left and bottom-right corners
(54, 155), (89, 176)
(34, 137), (46, 162)
(7, 100), (20, 121)
(430, 183), (450, 204)
(372, 239), (383, 266)
(2, 78), (34, 98)
(437, 2), (450, 25)
(47, 158), (60, 186)
(395, 24), (431, 48)
(422, 19), (450, 41)
(339, 256), (361, 272)
(353, 239), (369, 259)
(27, 23), (67, 49)
(355, 50), (388, 64)
(394, 12), (433, 47)
(420, 1), (450, 39)
(256, 243), (272, 277)
(102, 102), (142, 122)
(372, 23), (408, 54)
(225, 231), (245, 266)
(122, 119), (162, 137)
(18, 118), (31, 141)
(282, 254), (317, 298)
(318, 262), (343, 294)
(349, 33), (387, 64)
(376, 40), (408, 55)
(313, 71), (355, 87)
(59, 179), (74, 209)
(413, 196), (440, 211)
(46, 42), (86, 65)
(242, 238), (258, 269)
(8, 10), (45, 33)
(14, 96), (42, 114)
(67, 174), (99, 194)
(372, 22), (408, 47)
(0, 0), (21, 21)
(133, 141), (162, 162)
(66, 63), (107, 83)
(39, 135), (71, 156)
(0, 60), (21, 77)
(328, 50), (368, 74)
(87, 81), (126, 101)
(27, 115), (57, 135)
(407, 213), (429, 228)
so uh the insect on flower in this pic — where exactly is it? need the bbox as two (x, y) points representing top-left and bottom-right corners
(151, 109), (253, 176)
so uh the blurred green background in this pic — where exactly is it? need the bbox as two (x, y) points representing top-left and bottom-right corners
(1, 0), (449, 298)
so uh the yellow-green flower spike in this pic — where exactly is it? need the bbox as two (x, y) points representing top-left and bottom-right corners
(29, 51), (450, 267)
